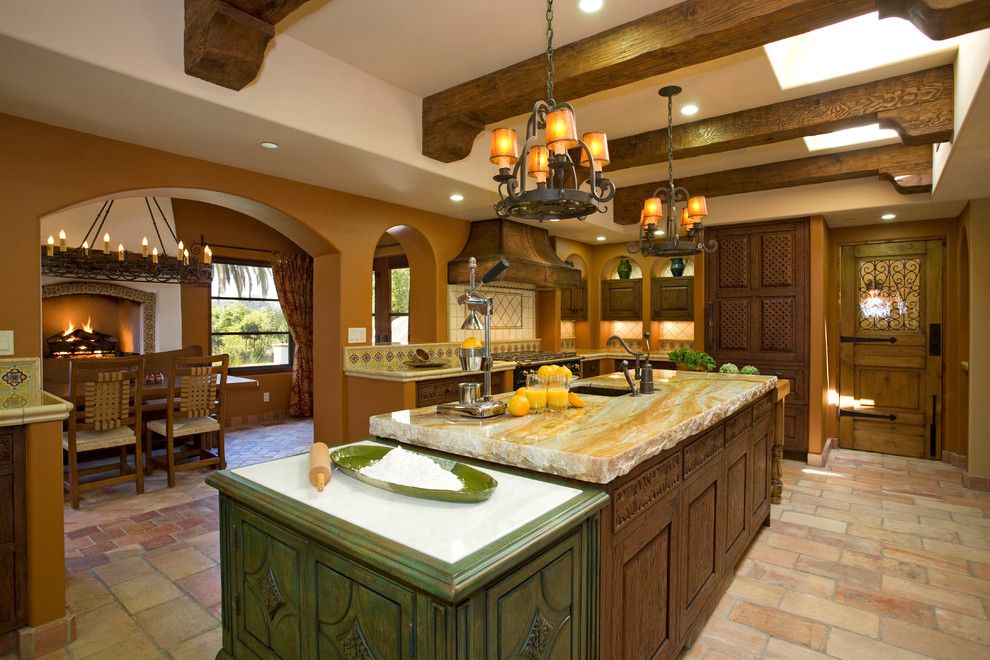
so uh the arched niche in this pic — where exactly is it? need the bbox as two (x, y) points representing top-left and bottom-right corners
(370, 224), (437, 344)
(650, 255), (696, 278)
(563, 253), (588, 279)
(602, 255), (643, 280)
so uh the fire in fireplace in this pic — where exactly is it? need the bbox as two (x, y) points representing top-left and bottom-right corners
(46, 316), (120, 357)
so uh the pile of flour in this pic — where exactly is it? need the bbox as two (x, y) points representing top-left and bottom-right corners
(360, 445), (463, 491)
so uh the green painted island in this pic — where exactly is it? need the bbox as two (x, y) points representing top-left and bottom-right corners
(209, 370), (787, 659)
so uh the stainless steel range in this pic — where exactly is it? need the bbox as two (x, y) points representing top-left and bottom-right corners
(498, 350), (582, 389)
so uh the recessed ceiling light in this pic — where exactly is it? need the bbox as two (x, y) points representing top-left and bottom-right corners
(578, 0), (604, 13)
(881, 213), (896, 221)
(680, 104), (699, 116)
(449, 193), (464, 202)
(259, 141), (279, 149)
(596, 235), (607, 241)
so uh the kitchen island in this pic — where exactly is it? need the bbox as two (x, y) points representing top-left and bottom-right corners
(210, 370), (787, 659)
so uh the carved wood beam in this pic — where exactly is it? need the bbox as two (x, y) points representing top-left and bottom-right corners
(600, 66), (953, 172)
(612, 144), (933, 225)
(878, 0), (990, 40)
(184, 0), (312, 90)
(422, 0), (989, 163)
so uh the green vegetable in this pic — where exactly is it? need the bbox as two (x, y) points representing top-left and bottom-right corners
(719, 363), (740, 374)
(668, 348), (717, 372)
(740, 365), (760, 375)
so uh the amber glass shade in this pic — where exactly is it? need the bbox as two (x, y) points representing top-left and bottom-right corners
(527, 145), (550, 183)
(545, 106), (578, 154)
(489, 128), (519, 168)
(580, 131), (610, 170)
(642, 197), (663, 224)
(687, 196), (708, 220)
(681, 207), (694, 228)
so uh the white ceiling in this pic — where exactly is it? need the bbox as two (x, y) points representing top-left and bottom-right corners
(0, 1), (987, 245)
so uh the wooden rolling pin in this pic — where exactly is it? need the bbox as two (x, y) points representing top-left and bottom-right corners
(309, 442), (332, 492)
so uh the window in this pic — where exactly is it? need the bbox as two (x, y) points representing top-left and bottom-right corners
(372, 255), (409, 344)
(211, 261), (292, 370)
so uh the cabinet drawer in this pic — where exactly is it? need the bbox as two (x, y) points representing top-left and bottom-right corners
(753, 392), (775, 421)
(415, 374), (505, 408)
(725, 408), (752, 447)
(612, 453), (681, 537)
(683, 426), (724, 479)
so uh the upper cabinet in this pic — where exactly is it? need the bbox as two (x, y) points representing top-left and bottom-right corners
(651, 277), (694, 321)
(602, 279), (642, 320)
(561, 282), (587, 321)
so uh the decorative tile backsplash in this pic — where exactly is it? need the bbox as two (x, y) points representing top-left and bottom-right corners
(344, 339), (542, 371)
(560, 321), (576, 339)
(447, 285), (535, 343)
(0, 357), (40, 390)
(561, 338), (576, 351)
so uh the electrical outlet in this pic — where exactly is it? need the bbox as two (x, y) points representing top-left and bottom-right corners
(0, 330), (12, 355)
(347, 327), (367, 344)
(263, 392), (270, 403)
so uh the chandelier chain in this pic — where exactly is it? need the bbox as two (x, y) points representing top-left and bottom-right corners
(545, 0), (555, 105)
(666, 93), (674, 188)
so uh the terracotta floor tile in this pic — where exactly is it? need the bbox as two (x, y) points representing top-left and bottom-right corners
(826, 628), (927, 660)
(166, 626), (222, 660)
(882, 575), (985, 618)
(82, 629), (164, 659)
(779, 511), (847, 534)
(64, 574), (115, 615)
(738, 559), (835, 599)
(934, 608), (990, 645)
(728, 601), (828, 651)
(726, 575), (785, 608)
(923, 537), (990, 563)
(764, 637), (829, 659)
(926, 567), (990, 599)
(846, 524), (923, 548)
(68, 603), (138, 658)
(779, 591), (880, 637)
(883, 545), (969, 575)
(794, 554), (882, 591)
(147, 546), (216, 581)
(693, 616), (770, 659)
(92, 556), (156, 586)
(762, 532), (841, 562)
(819, 508), (884, 529)
(175, 566), (222, 608)
(882, 518), (961, 542)
(134, 597), (216, 649)
(881, 617), (990, 659)
(805, 528), (882, 555)
(744, 542), (798, 568)
(110, 574), (183, 614)
(833, 583), (934, 628)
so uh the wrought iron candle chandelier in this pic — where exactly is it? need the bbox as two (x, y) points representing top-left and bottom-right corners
(41, 198), (213, 285)
(489, 0), (615, 221)
(627, 86), (716, 257)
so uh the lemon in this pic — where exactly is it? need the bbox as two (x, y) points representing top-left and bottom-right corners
(558, 366), (572, 380)
(515, 387), (527, 396)
(568, 392), (585, 408)
(507, 395), (531, 417)
(460, 337), (483, 349)
(537, 364), (557, 379)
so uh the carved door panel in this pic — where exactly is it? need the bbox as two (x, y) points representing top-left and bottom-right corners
(706, 220), (810, 455)
(485, 530), (585, 659)
(720, 422), (751, 573)
(561, 283), (587, 321)
(602, 279), (643, 320)
(651, 277), (694, 321)
(678, 457), (723, 639)
(606, 494), (679, 660)
(232, 509), (306, 659)
(311, 547), (415, 659)
(750, 413), (773, 531)
(839, 240), (943, 458)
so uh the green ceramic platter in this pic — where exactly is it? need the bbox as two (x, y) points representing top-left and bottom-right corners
(329, 445), (498, 503)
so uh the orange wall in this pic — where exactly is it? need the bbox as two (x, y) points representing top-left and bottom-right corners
(826, 217), (962, 456)
(0, 113), (468, 443)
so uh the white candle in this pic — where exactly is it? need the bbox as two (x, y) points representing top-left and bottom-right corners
(117, 243), (125, 261)
(183, 248), (190, 265)
(45, 235), (54, 256)
(177, 240), (184, 259)
(203, 245), (212, 265)
(141, 236), (149, 258)
(103, 232), (111, 255)
(58, 229), (66, 252)
(152, 247), (159, 264)
(82, 240), (90, 256)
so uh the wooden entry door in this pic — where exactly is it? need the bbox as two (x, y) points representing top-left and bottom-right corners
(839, 240), (943, 458)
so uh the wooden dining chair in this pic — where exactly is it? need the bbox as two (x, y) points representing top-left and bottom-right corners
(145, 354), (228, 487)
(63, 357), (144, 509)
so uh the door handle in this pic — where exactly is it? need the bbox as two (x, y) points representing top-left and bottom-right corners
(840, 335), (897, 344)
(840, 409), (897, 421)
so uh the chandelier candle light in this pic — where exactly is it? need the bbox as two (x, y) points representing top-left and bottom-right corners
(489, 0), (615, 221)
(628, 86), (716, 257)
(40, 197), (212, 285)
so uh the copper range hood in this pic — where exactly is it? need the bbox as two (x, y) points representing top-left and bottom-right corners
(448, 218), (580, 290)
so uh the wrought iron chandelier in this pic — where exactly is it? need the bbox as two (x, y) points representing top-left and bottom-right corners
(41, 198), (212, 285)
(627, 86), (716, 257)
(489, 0), (615, 221)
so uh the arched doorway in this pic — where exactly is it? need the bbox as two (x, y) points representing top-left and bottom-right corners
(370, 225), (437, 344)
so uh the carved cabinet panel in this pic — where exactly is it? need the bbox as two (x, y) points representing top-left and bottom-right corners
(720, 419), (752, 572)
(651, 277), (694, 321)
(750, 412), (774, 532)
(0, 427), (25, 636)
(561, 283), (587, 321)
(678, 459), (723, 638)
(601, 279), (643, 321)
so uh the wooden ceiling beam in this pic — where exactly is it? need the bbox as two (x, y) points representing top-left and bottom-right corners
(422, 0), (989, 163)
(612, 144), (933, 225)
(600, 66), (953, 172)
(184, 0), (312, 91)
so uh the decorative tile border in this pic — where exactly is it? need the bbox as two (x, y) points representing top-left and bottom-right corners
(561, 338), (576, 351)
(0, 357), (40, 390)
(343, 339), (542, 371)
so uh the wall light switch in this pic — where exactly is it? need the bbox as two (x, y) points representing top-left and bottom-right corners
(263, 392), (270, 403)
(0, 330), (12, 355)
(347, 327), (367, 344)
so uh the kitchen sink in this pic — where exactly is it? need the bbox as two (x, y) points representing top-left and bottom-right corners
(569, 385), (631, 398)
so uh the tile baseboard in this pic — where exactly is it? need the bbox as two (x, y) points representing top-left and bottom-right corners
(806, 436), (836, 467)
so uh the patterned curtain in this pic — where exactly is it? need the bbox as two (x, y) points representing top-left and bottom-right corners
(272, 252), (313, 417)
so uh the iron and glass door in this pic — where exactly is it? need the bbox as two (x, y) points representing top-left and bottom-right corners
(839, 240), (943, 458)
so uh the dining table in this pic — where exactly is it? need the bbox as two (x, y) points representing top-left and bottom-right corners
(49, 374), (259, 402)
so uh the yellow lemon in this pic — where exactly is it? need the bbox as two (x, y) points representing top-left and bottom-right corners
(515, 387), (527, 397)
(568, 392), (585, 408)
(537, 364), (555, 379)
(507, 395), (531, 417)
(558, 366), (572, 380)
(460, 337), (483, 349)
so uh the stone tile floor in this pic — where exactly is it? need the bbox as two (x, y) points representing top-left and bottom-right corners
(7, 425), (990, 659)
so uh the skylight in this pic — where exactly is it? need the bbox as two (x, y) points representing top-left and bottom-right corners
(804, 123), (900, 151)
(764, 12), (958, 89)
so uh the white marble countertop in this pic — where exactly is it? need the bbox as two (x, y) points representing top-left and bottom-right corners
(370, 371), (776, 484)
(0, 388), (72, 427)
(344, 362), (515, 382)
(232, 440), (585, 564)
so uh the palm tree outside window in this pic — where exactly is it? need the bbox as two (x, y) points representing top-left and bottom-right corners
(211, 260), (293, 370)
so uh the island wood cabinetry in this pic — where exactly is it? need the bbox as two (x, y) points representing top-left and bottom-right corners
(651, 276), (694, 321)
(598, 391), (774, 658)
(601, 279), (642, 320)
(0, 426), (26, 635)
